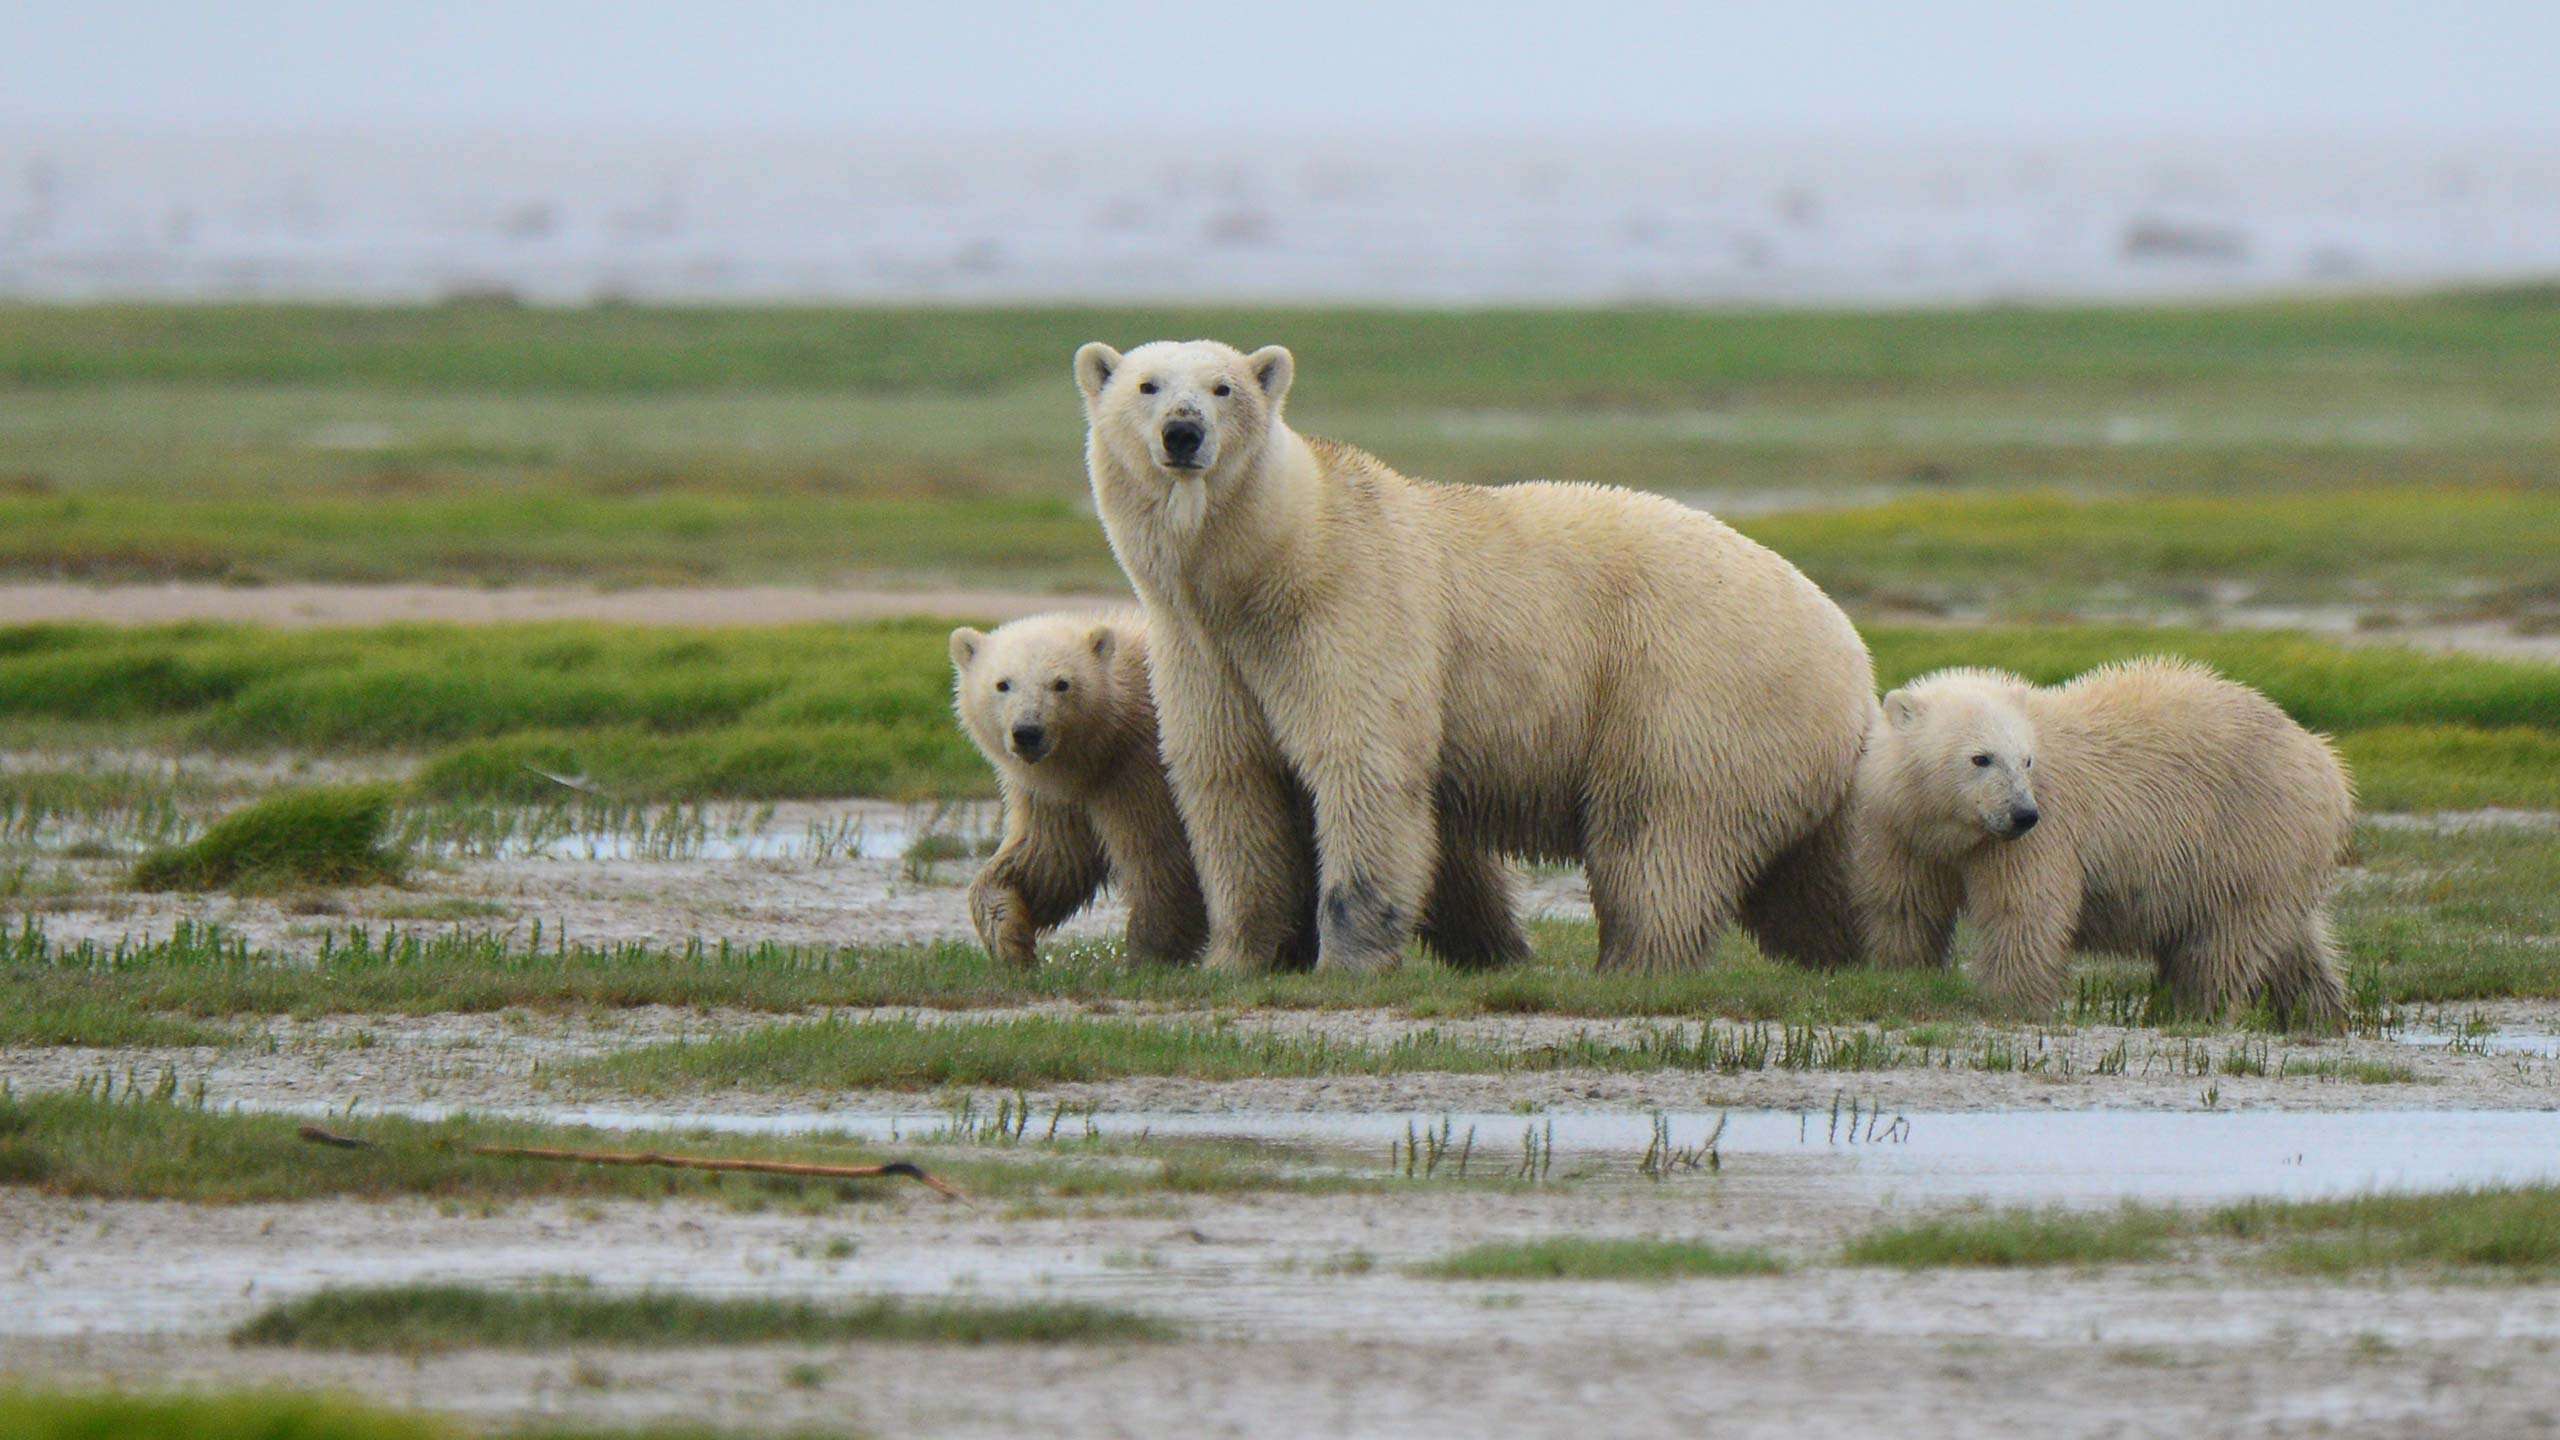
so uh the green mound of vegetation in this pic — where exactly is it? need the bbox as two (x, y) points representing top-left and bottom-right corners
(1844, 1187), (2560, 1277)
(233, 1283), (1172, 1353)
(0, 1388), (847, 1440)
(0, 620), (2549, 809)
(1843, 1206), (2181, 1268)
(129, 785), (406, 892)
(2210, 1186), (2560, 1275)
(1412, 1236), (1786, 1281)
(0, 1390), (452, 1440)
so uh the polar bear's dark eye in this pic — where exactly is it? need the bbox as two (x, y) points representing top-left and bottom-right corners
(1213, 384), (1231, 397)
(1970, 753), (1992, 767)
(1137, 380), (1157, 394)
(994, 680), (1010, 693)
(1051, 678), (1070, 693)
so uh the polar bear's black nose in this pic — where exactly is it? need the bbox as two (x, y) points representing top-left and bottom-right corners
(1010, 724), (1047, 758)
(2008, 805), (2040, 833)
(1161, 420), (1205, 463)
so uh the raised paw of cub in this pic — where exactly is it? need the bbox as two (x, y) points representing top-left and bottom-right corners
(968, 877), (1040, 968)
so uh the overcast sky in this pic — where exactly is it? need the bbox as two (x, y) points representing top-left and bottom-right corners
(6, 0), (2556, 140)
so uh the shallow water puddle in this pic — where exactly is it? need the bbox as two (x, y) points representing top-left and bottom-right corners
(263, 1102), (2560, 1205)
(2392, 1029), (2560, 1059)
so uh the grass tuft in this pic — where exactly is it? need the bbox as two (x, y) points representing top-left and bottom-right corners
(0, 1387), (855, 1439)
(2209, 1187), (2560, 1276)
(1411, 1236), (1786, 1281)
(129, 785), (406, 892)
(1843, 1206), (2180, 1268)
(232, 1283), (1173, 1353)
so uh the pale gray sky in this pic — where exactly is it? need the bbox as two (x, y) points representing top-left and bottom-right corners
(6, 0), (2556, 139)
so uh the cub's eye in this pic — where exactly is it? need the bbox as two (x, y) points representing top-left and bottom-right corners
(1970, 753), (1993, 767)
(2022, 757), (2034, 769)
(1051, 678), (1070, 693)
(994, 680), (1011, 693)
(1137, 380), (1158, 394)
(1212, 383), (1231, 397)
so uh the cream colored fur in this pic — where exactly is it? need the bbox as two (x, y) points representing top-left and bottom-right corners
(951, 612), (1206, 967)
(1852, 658), (2353, 1024)
(1075, 338), (1875, 976)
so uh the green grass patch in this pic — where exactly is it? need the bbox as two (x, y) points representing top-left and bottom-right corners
(572, 1012), (1926, 1094)
(0, 1388), (849, 1440)
(2, 300), (2555, 606)
(0, 1000), (230, 1047)
(0, 1390), (454, 1440)
(129, 785), (406, 892)
(1, 620), (2548, 808)
(1847, 1187), (2560, 1277)
(1843, 1206), (2182, 1268)
(1411, 1236), (1786, 1281)
(2334, 727), (2560, 812)
(1862, 625), (2560, 737)
(14, 298), (2555, 397)
(1761, 486), (2560, 611)
(2210, 1187), (2560, 1276)
(233, 1283), (1172, 1352)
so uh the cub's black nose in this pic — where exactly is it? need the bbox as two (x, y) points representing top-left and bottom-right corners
(1010, 724), (1047, 756)
(1162, 420), (1204, 462)
(2009, 806), (2040, 833)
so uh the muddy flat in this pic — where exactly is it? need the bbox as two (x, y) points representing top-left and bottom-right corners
(8, 1126), (2560, 1439)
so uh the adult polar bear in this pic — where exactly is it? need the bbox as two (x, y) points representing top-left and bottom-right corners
(1076, 338), (1875, 975)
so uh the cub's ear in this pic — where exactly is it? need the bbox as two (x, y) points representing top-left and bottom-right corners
(949, 626), (987, 671)
(1881, 688), (1924, 731)
(1246, 345), (1294, 405)
(1087, 624), (1118, 666)
(1074, 343), (1123, 404)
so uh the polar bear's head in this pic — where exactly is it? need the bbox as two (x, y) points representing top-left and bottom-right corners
(1869, 668), (2043, 850)
(1074, 339), (1295, 485)
(950, 615), (1127, 772)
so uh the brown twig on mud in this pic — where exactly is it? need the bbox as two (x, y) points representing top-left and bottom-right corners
(294, 1124), (971, 1204)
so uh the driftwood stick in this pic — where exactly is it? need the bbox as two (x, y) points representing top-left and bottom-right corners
(295, 1124), (970, 1204)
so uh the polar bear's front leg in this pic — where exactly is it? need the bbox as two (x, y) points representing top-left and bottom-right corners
(1292, 733), (1442, 974)
(1850, 829), (1963, 972)
(968, 790), (1107, 968)
(1149, 626), (1311, 974)
(1962, 849), (2081, 1015)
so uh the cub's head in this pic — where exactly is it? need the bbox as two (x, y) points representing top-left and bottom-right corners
(1073, 339), (1294, 485)
(950, 615), (1125, 771)
(1871, 669), (2043, 850)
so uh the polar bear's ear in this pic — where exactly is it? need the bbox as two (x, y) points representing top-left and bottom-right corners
(1087, 624), (1117, 666)
(1246, 345), (1294, 405)
(949, 627), (986, 671)
(1881, 688), (1925, 731)
(1074, 343), (1122, 404)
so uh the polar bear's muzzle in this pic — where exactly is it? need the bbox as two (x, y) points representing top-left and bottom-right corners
(1158, 417), (1209, 471)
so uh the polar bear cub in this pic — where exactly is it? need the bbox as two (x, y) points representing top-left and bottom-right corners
(1851, 658), (2352, 1024)
(950, 611), (1531, 971)
(949, 612), (1207, 967)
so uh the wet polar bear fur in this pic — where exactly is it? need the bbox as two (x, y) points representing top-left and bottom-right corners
(951, 611), (1531, 970)
(1851, 658), (2352, 1024)
(1074, 338), (1876, 975)
(951, 612), (1207, 967)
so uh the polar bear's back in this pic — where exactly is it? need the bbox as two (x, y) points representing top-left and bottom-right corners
(2031, 658), (2353, 910)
